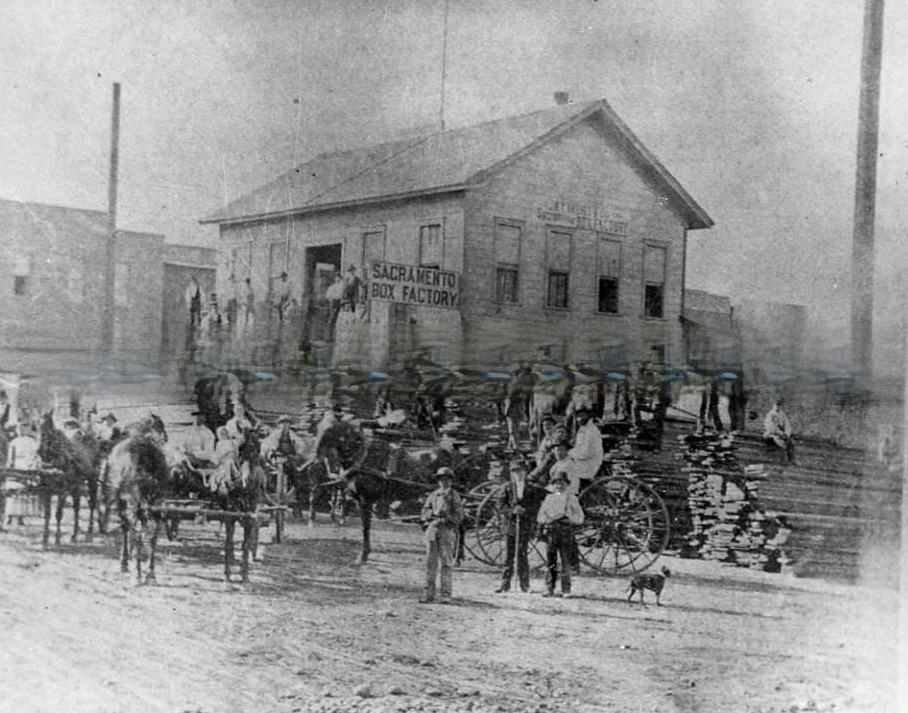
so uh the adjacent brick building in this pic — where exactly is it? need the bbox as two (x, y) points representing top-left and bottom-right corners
(0, 197), (164, 374)
(201, 99), (713, 370)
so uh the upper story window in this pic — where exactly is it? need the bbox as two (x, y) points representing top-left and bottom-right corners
(597, 236), (621, 314)
(12, 255), (30, 296)
(362, 227), (387, 269)
(494, 220), (521, 304)
(643, 244), (667, 318)
(545, 230), (572, 309)
(418, 222), (443, 270)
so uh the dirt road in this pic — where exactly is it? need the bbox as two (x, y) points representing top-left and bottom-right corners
(0, 516), (898, 713)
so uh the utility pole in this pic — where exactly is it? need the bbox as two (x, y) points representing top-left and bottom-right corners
(101, 83), (120, 355)
(438, 0), (449, 131)
(850, 0), (885, 385)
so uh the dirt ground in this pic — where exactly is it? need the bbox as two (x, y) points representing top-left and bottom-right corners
(0, 513), (899, 713)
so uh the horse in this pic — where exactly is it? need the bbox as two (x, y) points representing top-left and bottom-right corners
(34, 414), (99, 548)
(168, 426), (267, 582)
(104, 414), (172, 583)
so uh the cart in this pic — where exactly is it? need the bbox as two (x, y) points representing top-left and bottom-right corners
(466, 473), (670, 576)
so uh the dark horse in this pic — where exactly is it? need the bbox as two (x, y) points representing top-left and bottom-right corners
(298, 421), (439, 564)
(104, 414), (171, 583)
(35, 415), (105, 548)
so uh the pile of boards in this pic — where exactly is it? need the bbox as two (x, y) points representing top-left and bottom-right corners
(680, 431), (791, 572)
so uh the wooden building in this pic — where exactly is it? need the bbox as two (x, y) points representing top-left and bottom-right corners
(201, 99), (713, 370)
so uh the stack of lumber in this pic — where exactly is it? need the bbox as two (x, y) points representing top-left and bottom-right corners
(679, 431), (791, 571)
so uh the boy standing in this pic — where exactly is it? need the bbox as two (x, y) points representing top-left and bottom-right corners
(537, 471), (584, 598)
(419, 467), (464, 604)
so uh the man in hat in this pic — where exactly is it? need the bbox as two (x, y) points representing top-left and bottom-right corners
(494, 459), (546, 594)
(342, 264), (361, 313)
(536, 469), (585, 598)
(325, 272), (345, 334)
(419, 467), (464, 604)
(569, 408), (603, 490)
(183, 410), (216, 466)
(260, 415), (313, 502)
(96, 412), (121, 442)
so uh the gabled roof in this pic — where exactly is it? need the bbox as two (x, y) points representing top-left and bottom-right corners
(201, 99), (713, 230)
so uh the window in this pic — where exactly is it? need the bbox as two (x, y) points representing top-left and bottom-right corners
(362, 228), (386, 269)
(547, 271), (570, 309)
(597, 237), (621, 314)
(545, 230), (572, 309)
(494, 221), (521, 303)
(643, 244), (667, 318)
(599, 278), (619, 313)
(12, 255), (29, 296)
(418, 223), (443, 270)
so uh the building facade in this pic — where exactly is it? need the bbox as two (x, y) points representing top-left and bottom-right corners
(202, 99), (713, 370)
(0, 198), (164, 373)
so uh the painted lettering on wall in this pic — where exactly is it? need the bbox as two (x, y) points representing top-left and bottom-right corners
(536, 200), (629, 236)
(369, 261), (460, 309)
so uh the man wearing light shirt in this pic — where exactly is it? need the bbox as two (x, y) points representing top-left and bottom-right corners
(536, 471), (585, 598)
(568, 408), (603, 487)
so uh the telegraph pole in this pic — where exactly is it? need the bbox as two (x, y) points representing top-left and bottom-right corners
(850, 0), (884, 385)
(101, 82), (120, 355)
(438, 0), (449, 131)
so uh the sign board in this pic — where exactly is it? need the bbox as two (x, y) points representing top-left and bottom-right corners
(536, 200), (629, 236)
(369, 261), (460, 309)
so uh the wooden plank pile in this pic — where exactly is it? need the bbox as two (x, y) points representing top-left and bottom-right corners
(680, 431), (791, 572)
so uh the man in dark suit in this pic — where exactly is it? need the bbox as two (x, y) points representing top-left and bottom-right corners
(494, 459), (546, 594)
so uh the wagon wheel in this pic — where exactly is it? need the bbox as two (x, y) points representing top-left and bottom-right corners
(468, 485), (547, 570)
(576, 476), (670, 576)
(464, 483), (507, 566)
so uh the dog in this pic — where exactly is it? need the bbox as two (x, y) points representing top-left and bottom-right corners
(627, 566), (671, 606)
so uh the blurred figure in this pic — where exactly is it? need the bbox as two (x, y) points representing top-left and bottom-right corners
(763, 400), (795, 464)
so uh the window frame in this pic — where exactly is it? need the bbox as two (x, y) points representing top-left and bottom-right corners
(493, 217), (523, 305)
(642, 241), (668, 320)
(417, 218), (445, 271)
(544, 228), (573, 310)
(361, 225), (387, 272)
(596, 236), (622, 315)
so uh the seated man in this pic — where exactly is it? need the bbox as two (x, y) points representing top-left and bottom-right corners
(763, 400), (796, 464)
(569, 408), (604, 491)
(182, 410), (217, 468)
(260, 415), (314, 494)
(224, 403), (254, 445)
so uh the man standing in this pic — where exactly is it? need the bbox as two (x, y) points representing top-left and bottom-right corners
(419, 467), (464, 604)
(569, 408), (603, 491)
(325, 272), (345, 336)
(494, 460), (545, 594)
(342, 265), (362, 312)
(537, 471), (585, 598)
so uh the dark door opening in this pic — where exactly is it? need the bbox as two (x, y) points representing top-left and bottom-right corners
(303, 244), (342, 344)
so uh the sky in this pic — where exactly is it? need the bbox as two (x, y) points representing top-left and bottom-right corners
(1, 0), (907, 371)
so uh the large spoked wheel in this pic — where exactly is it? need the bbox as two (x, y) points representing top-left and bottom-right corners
(576, 476), (670, 576)
(465, 483), (507, 566)
(468, 485), (546, 570)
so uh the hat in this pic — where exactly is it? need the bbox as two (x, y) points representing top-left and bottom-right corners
(347, 264), (357, 273)
(190, 410), (204, 416)
(277, 415), (293, 424)
(63, 418), (81, 429)
(435, 467), (455, 480)
(550, 471), (570, 484)
(101, 412), (118, 423)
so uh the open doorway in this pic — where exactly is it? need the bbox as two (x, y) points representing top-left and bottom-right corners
(303, 244), (342, 345)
